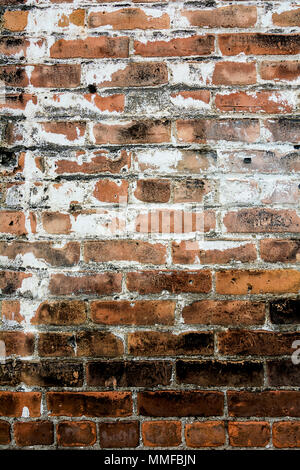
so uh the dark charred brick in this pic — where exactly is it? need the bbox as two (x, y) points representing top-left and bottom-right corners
(138, 391), (224, 417)
(267, 360), (300, 387)
(228, 391), (300, 417)
(20, 361), (83, 387)
(270, 298), (300, 324)
(176, 360), (264, 387)
(86, 361), (172, 387)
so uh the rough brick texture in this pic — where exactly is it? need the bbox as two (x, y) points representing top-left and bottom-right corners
(0, 0), (299, 451)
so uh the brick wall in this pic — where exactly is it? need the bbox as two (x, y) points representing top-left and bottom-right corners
(0, 0), (300, 450)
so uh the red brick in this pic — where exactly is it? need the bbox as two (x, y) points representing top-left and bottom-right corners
(215, 91), (292, 114)
(0, 270), (31, 295)
(182, 6), (256, 28)
(273, 8), (300, 27)
(49, 272), (122, 296)
(135, 179), (171, 202)
(172, 240), (256, 264)
(273, 422), (300, 448)
(173, 179), (212, 203)
(260, 239), (300, 263)
(216, 269), (300, 294)
(50, 37), (129, 58)
(128, 331), (213, 356)
(53, 150), (131, 175)
(93, 179), (128, 203)
(219, 34), (300, 56)
(47, 392), (132, 417)
(135, 209), (216, 234)
(0, 331), (34, 356)
(0, 421), (10, 444)
(264, 119), (300, 143)
(3, 10), (28, 31)
(212, 62), (256, 85)
(14, 421), (54, 447)
(0, 241), (79, 267)
(177, 119), (260, 143)
(134, 35), (215, 57)
(229, 422), (270, 447)
(90, 300), (175, 325)
(0, 65), (28, 86)
(185, 422), (225, 448)
(93, 120), (171, 144)
(0, 211), (27, 235)
(84, 240), (166, 264)
(260, 61), (300, 82)
(127, 270), (212, 294)
(41, 121), (86, 142)
(88, 8), (170, 30)
(142, 421), (181, 447)
(84, 93), (124, 112)
(30, 64), (81, 88)
(182, 300), (265, 326)
(57, 421), (96, 447)
(224, 209), (300, 233)
(0, 37), (30, 57)
(32, 301), (87, 325)
(0, 392), (41, 417)
(97, 62), (168, 88)
(42, 212), (71, 234)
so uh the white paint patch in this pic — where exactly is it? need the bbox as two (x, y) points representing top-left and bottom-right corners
(82, 62), (128, 87)
(0, 341), (6, 358)
(22, 407), (30, 418)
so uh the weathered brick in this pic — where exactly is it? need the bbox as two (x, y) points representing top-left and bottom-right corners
(84, 240), (166, 264)
(185, 422), (225, 448)
(224, 209), (300, 233)
(260, 239), (300, 263)
(177, 119), (260, 143)
(216, 269), (300, 294)
(90, 300), (175, 325)
(212, 62), (256, 85)
(88, 8), (170, 30)
(99, 421), (139, 448)
(218, 330), (300, 356)
(14, 421), (54, 447)
(134, 35), (215, 57)
(57, 421), (96, 447)
(50, 37), (129, 58)
(228, 391), (300, 417)
(142, 421), (181, 447)
(128, 331), (214, 356)
(32, 301), (87, 325)
(47, 392), (132, 417)
(228, 422), (270, 447)
(260, 61), (300, 82)
(87, 361), (172, 387)
(176, 360), (263, 387)
(270, 299), (300, 324)
(93, 120), (171, 144)
(0, 392), (41, 417)
(273, 422), (300, 448)
(127, 270), (212, 294)
(182, 6), (257, 28)
(182, 300), (265, 326)
(138, 391), (224, 417)
(219, 34), (300, 56)
(0, 421), (10, 445)
(49, 272), (122, 296)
